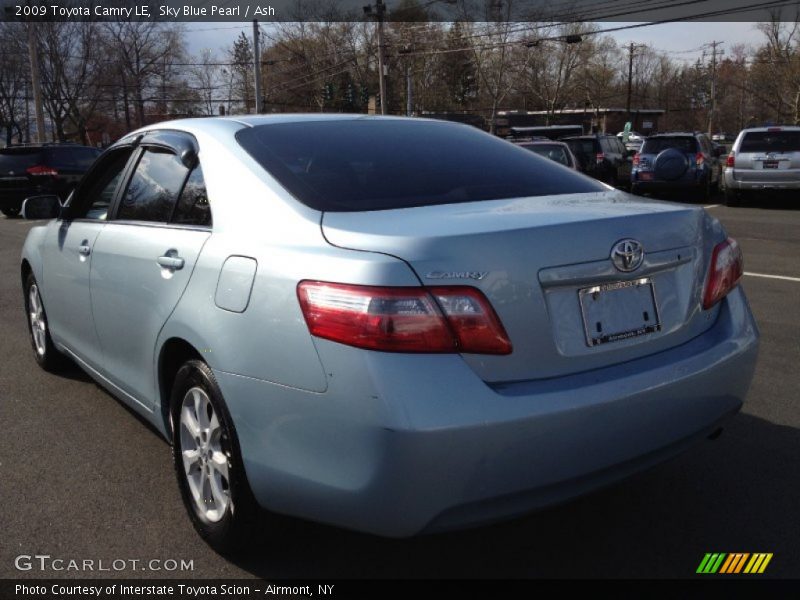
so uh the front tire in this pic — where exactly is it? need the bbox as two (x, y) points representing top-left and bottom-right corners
(24, 273), (67, 371)
(170, 360), (261, 554)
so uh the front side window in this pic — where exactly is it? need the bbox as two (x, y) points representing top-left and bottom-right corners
(70, 148), (134, 220)
(118, 149), (188, 222)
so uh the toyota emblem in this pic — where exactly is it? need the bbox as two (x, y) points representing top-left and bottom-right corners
(610, 239), (644, 272)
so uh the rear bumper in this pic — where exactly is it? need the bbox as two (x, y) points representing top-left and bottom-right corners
(216, 286), (758, 537)
(723, 169), (800, 191)
(631, 177), (704, 191)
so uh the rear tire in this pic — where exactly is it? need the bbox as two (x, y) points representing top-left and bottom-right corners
(24, 273), (68, 372)
(2, 207), (20, 218)
(724, 188), (741, 207)
(170, 360), (262, 555)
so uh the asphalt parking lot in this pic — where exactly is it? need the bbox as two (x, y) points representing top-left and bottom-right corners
(0, 199), (797, 580)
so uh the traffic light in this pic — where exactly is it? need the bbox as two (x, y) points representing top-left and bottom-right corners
(360, 87), (369, 105)
(323, 83), (334, 103)
(345, 84), (354, 105)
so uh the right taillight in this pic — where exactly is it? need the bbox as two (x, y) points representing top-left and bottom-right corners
(703, 237), (744, 310)
(26, 165), (58, 177)
(632, 153), (640, 166)
(595, 152), (605, 164)
(726, 153), (735, 168)
(296, 281), (512, 355)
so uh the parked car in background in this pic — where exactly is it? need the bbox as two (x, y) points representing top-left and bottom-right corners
(722, 126), (800, 206)
(515, 139), (579, 169)
(21, 116), (757, 551)
(617, 131), (645, 153)
(563, 134), (632, 189)
(630, 132), (722, 201)
(0, 143), (100, 217)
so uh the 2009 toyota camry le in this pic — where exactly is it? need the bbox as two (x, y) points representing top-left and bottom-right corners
(20, 115), (758, 552)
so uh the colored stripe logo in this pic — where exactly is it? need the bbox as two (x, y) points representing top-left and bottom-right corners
(697, 553), (773, 574)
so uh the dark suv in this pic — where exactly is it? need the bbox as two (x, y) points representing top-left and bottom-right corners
(562, 134), (632, 189)
(631, 132), (722, 200)
(0, 143), (101, 217)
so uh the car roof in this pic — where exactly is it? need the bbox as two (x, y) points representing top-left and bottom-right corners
(516, 140), (569, 146)
(563, 134), (614, 140)
(121, 114), (471, 145)
(647, 132), (701, 138)
(738, 126), (800, 132)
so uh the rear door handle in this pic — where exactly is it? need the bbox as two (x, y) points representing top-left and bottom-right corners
(157, 253), (185, 270)
(78, 244), (91, 256)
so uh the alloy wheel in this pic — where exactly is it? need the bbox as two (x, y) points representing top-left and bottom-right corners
(179, 386), (231, 523)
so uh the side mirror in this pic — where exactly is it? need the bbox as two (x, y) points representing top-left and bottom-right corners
(21, 195), (62, 220)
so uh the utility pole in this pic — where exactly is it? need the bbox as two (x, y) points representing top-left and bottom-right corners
(626, 42), (636, 119)
(708, 41), (723, 136)
(253, 20), (262, 114)
(26, 23), (45, 143)
(406, 63), (413, 116)
(364, 0), (387, 115)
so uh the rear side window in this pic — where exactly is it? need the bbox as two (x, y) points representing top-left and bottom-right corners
(118, 149), (189, 222)
(172, 165), (212, 227)
(236, 120), (604, 212)
(739, 131), (800, 153)
(0, 149), (42, 173)
(642, 137), (699, 154)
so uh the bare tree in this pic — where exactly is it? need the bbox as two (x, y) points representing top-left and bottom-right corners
(191, 49), (222, 116)
(103, 22), (185, 127)
(0, 23), (29, 145)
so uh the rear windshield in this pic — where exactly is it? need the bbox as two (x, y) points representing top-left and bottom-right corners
(739, 131), (800, 153)
(641, 137), (698, 154)
(0, 149), (43, 172)
(45, 147), (101, 170)
(564, 139), (598, 157)
(236, 120), (603, 212)
(521, 144), (572, 166)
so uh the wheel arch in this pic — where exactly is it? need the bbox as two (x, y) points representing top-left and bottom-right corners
(158, 337), (206, 438)
(21, 259), (33, 290)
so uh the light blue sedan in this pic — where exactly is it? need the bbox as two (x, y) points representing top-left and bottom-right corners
(20, 115), (758, 552)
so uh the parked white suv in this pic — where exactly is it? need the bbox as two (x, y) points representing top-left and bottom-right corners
(723, 126), (800, 206)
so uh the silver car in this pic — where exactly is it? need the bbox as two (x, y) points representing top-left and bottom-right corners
(20, 115), (759, 551)
(723, 125), (800, 205)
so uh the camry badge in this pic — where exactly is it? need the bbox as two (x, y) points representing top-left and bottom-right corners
(426, 271), (489, 281)
(610, 239), (644, 272)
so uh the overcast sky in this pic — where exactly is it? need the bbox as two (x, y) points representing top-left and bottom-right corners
(184, 21), (766, 62)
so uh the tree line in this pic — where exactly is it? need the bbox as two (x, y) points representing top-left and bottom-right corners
(1, 13), (799, 146)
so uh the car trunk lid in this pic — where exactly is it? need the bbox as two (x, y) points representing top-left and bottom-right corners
(322, 191), (715, 383)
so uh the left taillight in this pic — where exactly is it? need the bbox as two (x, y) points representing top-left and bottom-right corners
(26, 165), (58, 177)
(695, 152), (705, 167)
(297, 281), (512, 355)
(702, 237), (744, 310)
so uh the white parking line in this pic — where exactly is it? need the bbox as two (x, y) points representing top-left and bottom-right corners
(744, 272), (800, 283)
(704, 204), (721, 209)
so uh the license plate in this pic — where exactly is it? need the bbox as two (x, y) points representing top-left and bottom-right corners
(762, 160), (779, 169)
(578, 278), (661, 347)
(638, 172), (653, 181)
